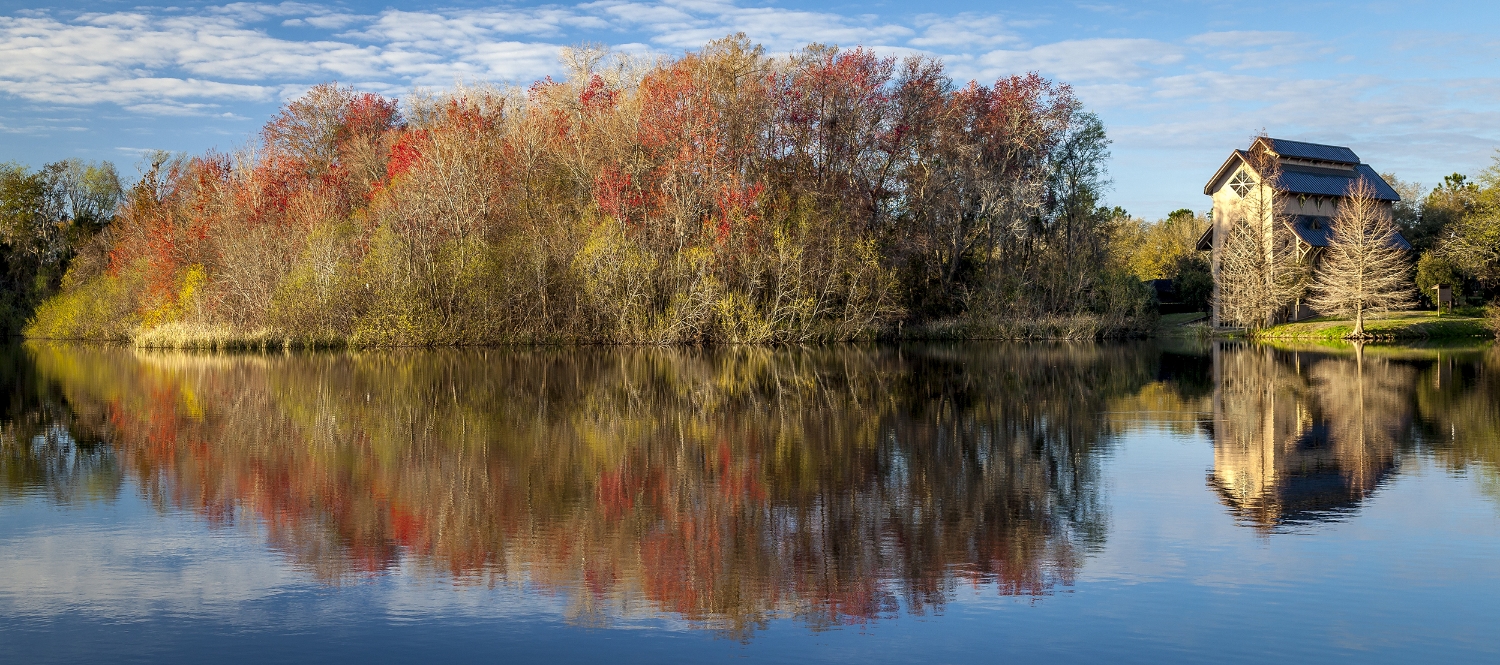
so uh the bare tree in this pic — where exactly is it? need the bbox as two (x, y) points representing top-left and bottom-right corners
(1213, 138), (1304, 330)
(1307, 179), (1416, 337)
(1216, 209), (1304, 329)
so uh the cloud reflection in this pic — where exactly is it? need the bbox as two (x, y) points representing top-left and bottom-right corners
(10, 344), (1158, 636)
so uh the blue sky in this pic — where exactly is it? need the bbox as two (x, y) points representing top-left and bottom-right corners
(2, 0), (1498, 220)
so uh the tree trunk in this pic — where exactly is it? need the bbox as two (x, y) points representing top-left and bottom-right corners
(1354, 306), (1365, 337)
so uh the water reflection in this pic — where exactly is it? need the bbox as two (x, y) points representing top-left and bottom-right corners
(5, 340), (1499, 637)
(0, 349), (120, 506)
(1206, 341), (1500, 530)
(9, 343), (1175, 636)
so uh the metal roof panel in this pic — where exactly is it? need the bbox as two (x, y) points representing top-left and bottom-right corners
(1261, 138), (1360, 164)
(1284, 215), (1412, 250)
(1273, 165), (1401, 201)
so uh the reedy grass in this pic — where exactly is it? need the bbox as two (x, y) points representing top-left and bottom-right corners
(129, 322), (346, 351)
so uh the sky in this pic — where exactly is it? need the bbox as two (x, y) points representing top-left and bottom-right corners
(2, 0), (1499, 220)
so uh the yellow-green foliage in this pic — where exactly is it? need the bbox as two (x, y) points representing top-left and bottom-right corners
(139, 264), (206, 328)
(572, 219), (664, 342)
(24, 270), (137, 341)
(1119, 210), (1206, 281)
(269, 221), (364, 342)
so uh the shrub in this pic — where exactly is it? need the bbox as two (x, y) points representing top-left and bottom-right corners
(24, 272), (137, 341)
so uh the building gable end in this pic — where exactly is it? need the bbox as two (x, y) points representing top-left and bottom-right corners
(1203, 150), (1252, 195)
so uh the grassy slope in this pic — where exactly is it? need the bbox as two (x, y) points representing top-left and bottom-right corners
(1155, 312), (1209, 338)
(1256, 310), (1493, 340)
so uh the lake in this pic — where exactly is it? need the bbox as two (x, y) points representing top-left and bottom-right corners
(2, 340), (1498, 663)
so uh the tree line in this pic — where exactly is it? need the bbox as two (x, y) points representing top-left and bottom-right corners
(1394, 168), (1500, 308)
(15, 36), (1156, 346)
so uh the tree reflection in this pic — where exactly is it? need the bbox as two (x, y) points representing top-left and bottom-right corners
(0, 344), (120, 506)
(15, 343), (1159, 636)
(1207, 342), (1421, 530)
(11, 340), (1500, 628)
(1410, 344), (1500, 505)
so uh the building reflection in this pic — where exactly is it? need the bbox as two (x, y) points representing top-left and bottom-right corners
(1207, 342), (1418, 530)
(8, 341), (1496, 632)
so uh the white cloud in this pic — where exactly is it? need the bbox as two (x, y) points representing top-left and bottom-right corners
(909, 14), (1017, 50)
(0, 8), (576, 108)
(1185, 30), (1301, 49)
(0, 1), (941, 112)
(284, 14), (366, 30)
(1, 1), (1498, 221)
(584, 0), (914, 51)
(977, 39), (1183, 82)
(1186, 31), (1329, 70)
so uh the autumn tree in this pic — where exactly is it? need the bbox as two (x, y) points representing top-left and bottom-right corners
(1307, 179), (1416, 336)
(25, 37), (1138, 346)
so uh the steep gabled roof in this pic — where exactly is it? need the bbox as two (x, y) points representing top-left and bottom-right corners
(1203, 150), (1252, 195)
(1204, 141), (1401, 201)
(1255, 137), (1359, 165)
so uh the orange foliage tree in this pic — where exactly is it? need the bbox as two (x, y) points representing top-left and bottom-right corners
(32, 35), (1143, 346)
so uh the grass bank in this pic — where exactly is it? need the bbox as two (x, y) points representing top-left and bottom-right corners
(129, 322), (347, 351)
(1254, 310), (1494, 341)
(1155, 312), (1210, 338)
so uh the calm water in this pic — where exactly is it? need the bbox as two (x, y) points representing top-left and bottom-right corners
(2, 340), (1498, 663)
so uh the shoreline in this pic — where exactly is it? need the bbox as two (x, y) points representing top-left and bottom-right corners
(21, 311), (1495, 350)
(23, 314), (1163, 350)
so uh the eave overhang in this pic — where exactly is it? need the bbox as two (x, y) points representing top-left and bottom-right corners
(1204, 150), (1251, 195)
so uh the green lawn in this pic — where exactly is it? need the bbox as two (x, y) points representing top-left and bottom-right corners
(1159, 312), (1208, 326)
(1154, 312), (1210, 337)
(1256, 310), (1493, 340)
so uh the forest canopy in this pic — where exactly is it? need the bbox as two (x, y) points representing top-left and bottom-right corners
(19, 36), (1158, 346)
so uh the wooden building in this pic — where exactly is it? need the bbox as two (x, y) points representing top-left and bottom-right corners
(1198, 137), (1410, 325)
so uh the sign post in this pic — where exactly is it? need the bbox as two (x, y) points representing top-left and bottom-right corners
(1433, 285), (1453, 315)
